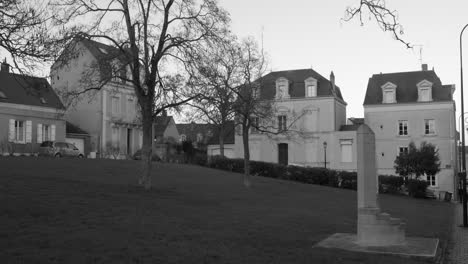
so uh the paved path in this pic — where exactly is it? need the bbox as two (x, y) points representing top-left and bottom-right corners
(446, 203), (468, 264)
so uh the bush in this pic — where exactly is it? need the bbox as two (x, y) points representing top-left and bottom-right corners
(192, 152), (208, 166)
(337, 171), (357, 190)
(406, 179), (429, 198)
(379, 175), (404, 194)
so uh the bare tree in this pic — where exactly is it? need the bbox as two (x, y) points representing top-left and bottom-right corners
(51, 0), (229, 189)
(185, 35), (239, 157)
(231, 37), (272, 188)
(343, 0), (411, 48)
(0, 0), (67, 72)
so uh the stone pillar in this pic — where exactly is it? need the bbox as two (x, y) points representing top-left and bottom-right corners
(357, 124), (377, 209)
(356, 124), (406, 246)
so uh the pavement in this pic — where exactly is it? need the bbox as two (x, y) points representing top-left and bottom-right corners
(446, 203), (468, 264)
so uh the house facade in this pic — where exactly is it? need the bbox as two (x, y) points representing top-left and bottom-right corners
(363, 65), (457, 197)
(234, 68), (358, 171)
(50, 38), (143, 157)
(0, 61), (66, 155)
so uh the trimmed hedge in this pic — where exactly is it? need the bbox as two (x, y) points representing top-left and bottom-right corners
(407, 179), (429, 198)
(378, 175), (405, 194)
(208, 156), (432, 199)
(208, 156), (356, 189)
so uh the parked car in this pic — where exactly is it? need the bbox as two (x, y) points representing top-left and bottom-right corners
(39, 141), (84, 158)
(132, 149), (161, 161)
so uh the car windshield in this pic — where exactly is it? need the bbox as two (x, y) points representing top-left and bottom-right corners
(40, 141), (53, 147)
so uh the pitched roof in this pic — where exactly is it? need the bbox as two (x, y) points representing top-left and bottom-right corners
(348, 117), (364, 125)
(154, 116), (174, 137)
(0, 71), (65, 109)
(176, 121), (235, 145)
(339, 124), (360, 131)
(66, 121), (89, 135)
(364, 70), (453, 105)
(257, 68), (344, 101)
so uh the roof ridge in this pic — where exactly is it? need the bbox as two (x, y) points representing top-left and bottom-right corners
(372, 70), (435, 76)
(0, 71), (48, 81)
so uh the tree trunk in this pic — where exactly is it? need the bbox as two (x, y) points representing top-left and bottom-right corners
(242, 124), (251, 188)
(139, 108), (153, 190)
(219, 125), (224, 157)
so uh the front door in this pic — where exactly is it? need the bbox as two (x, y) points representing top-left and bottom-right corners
(278, 143), (288, 165)
(127, 128), (132, 155)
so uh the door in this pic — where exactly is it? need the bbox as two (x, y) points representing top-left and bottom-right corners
(127, 128), (132, 155)
(278, 143), (288, 165)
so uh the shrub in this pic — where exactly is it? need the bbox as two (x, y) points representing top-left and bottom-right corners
(192, 152), (208, 166)
(406, 179), (429, 198)
(379, 175), (404, 194)
(337, 171), (357, 190)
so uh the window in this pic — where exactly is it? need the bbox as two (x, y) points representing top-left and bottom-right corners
(398, 120), (408, 136)
(43, 125), (50, 142)
(381, 82), (397, 103)
(307, 85), (317, 97)
(340, 140), (353, 162)
(112, 127), (119, 146)
(180, 134), (186, 142)
(14, 120), (24, 142)
(252, 87), (259, 99)
(197, 133), (203, 143)
(425, 119), (435, 135)
(278, 115), (287, 132)
(111, 96), (120, 114)
(251, 117), (259, 133)
(127, 97), (135, 118)
(398, 146), (409, 155)
(427, 175), (436, 186)
(417, 80), (433, 102)
(275, 77), (290, 99)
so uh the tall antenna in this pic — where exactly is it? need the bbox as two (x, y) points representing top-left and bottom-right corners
(413, 44), (424, 65)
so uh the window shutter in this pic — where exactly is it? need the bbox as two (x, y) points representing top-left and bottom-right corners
(51, 124), (56, 141)
(25, 120), (32, 143)
(37, 124), (43, 143)
(8, 119), (15, 141)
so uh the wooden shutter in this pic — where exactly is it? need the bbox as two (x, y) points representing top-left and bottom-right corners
(25, 120), (32, 143)
(37, 124), (43, 143)
(8, 119), (15, 141)
(51, 124), (56, 141)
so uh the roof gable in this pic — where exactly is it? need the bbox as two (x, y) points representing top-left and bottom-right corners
(364, 70), (452, 105)
(257, 68), (344, 101)
(0, 71), (64, 109)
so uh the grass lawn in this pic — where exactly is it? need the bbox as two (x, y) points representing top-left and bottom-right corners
(0, 157), (454, 263)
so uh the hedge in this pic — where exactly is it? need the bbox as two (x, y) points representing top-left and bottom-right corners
(208, 155), (355, 189)
(207, 156), (430, 199)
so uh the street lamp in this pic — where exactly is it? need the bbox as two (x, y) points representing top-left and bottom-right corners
(323, 141), (327, 169)
(460, 23), (468, 227)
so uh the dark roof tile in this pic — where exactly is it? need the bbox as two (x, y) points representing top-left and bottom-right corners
(364, 70), (452, 105)
(0, 71), (64, 109)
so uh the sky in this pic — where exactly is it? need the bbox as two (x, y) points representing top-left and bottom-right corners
(218, 0), (468, 125)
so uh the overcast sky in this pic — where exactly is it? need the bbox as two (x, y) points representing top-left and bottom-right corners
(219, 0), (468, 125)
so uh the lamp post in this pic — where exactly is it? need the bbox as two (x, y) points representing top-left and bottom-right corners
(323, 141), (327, 169)
(460, 23), (468, 227)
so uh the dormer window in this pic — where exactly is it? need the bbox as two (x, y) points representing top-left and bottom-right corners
(381, 82), (397, 103)
(417, 80), (433, 102)
(304, 77), (317, 97)
(275, 77), (290, 99)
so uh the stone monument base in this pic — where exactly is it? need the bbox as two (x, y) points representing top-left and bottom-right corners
(314, 233), (439, 259)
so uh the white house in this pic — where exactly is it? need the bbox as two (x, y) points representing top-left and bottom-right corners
(363, 64), (457, 197)
(51, 38), (143, 157)
(234, 68), (358, 171)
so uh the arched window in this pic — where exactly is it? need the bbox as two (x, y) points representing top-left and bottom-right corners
(180, 134), (186, 142)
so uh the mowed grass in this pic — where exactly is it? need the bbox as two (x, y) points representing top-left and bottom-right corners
(0, 157), (454, 264)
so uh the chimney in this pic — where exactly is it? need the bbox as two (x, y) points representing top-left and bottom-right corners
(421, 64), (428, 71)
(330, 71), (336, 94)
(1, 58), (10, 73)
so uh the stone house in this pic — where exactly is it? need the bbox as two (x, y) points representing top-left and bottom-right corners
(50, 38), (143, 157)
(0, 60), (66, 155)
(363, 64), (457, 197)
(234, 68), (358, 171)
